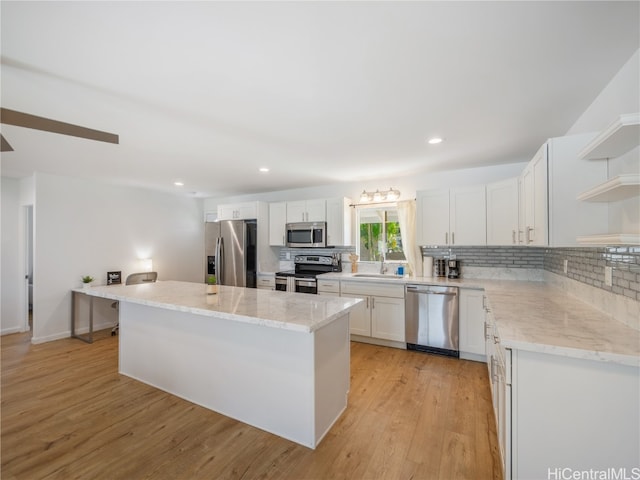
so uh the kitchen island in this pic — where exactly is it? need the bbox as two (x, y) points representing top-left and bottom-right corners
(76, 281), (361, 449)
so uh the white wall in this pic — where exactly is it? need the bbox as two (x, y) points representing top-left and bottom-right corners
(567, 49), (639, 135)
(204, 162), (527, 214)
(31, 173), (204, 343)
(566, 48), (640, 237)
(1, 177), (23, 334)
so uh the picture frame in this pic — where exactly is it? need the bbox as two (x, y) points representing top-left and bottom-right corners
(107, 271), (122, 285)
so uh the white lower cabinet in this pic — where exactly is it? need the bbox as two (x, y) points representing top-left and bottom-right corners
(340, 281), (405, 346)
(256, 273), (275, 291)
(486, 309), (512, 480)
(340, 293), (370, 336)
(459, 288), (486, 361)
(317, 279), (339, 296)
(371, 296), (405, 342)
(486, 306), (639, 480)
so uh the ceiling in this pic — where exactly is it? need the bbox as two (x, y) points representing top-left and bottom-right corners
(1, 1), (639, 198)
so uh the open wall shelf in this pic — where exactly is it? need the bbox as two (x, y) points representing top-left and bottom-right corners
(576, 234), (640, 245)
(577, 174), (640, 202)
(578, 113), (640, 160)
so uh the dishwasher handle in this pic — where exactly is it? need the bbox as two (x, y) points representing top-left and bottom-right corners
(406, 285), (458, 296)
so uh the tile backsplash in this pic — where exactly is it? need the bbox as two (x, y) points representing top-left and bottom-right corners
(421, 246), (545, 268)
(278, 245), (640, 302)
(545, 247), (640, 301)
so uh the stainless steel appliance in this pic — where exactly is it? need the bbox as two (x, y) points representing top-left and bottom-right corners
(204, 220), (257, 288)
(275, 254), (341, 294)
(405, 284), (459, 357)
(286, 222), (327, 248)
(447, 259), (461, 279)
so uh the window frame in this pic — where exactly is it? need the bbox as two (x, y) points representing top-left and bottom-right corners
(355, 204), (406, 263)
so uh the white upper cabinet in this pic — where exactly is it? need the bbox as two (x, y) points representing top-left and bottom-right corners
(518, 132), (609, 247)
(417, 188), (450, 245)
(487, 178), (519, 245)
(269, 197), (352, 246)
(286, 199), (326, 223)
(217, 201), (258, 220)
(450, 185), (487, 245)
(417, 186), (486, 246)
(325, 197), (353, 246)
(532, 145), (548, 246)
(268, 202), (287, 246)
(518, 144), (547, 246)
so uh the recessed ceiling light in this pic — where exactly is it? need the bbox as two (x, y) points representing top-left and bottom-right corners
(174, 181), (184, 186)
(427, 137), (443, 144)
(259, 167), (270, 173)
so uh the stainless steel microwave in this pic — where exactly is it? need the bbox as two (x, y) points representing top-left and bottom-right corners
(286, 222), (327, 248)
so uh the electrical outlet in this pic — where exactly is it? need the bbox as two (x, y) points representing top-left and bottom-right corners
(563, 259), (568, 274)
(285, 251), (291, 260)
(604, 266), (613, 287)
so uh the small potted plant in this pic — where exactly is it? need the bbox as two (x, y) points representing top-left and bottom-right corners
(81, 275), (94, 289)
(206, 275), (218, 295)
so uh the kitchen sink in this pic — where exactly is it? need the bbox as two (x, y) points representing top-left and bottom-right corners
(352, 273), (404, 279)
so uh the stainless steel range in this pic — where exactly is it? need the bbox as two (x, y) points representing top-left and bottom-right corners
(275, 254), (341, 294)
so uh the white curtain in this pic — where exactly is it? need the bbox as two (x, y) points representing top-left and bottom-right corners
(397, 199), (422, 277)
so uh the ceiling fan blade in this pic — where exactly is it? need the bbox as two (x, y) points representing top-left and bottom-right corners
(0, 108), (119, 145)
(1, 134), (14, 152)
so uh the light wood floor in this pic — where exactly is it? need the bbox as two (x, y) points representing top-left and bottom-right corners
(1, 331), (501, 480)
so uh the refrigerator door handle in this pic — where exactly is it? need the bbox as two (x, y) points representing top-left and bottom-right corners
(215, 237), (224, 285)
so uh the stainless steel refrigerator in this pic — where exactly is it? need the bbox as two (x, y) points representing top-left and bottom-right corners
(204, 220), (257, 288)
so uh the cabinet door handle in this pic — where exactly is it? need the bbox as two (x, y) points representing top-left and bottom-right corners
(366, 297), (369, 309)
(452, 232), (455, 245)
(371, 297), (375, 309)
(525, 226), (531, 244)
(445, 232), (448, 244)
(518, 230), (523, 244)
(484, 322), (490, 340)
(493, 357), (497, 382)
(512, 230), (516, 244)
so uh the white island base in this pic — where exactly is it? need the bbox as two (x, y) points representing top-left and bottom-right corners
(119, 301), (350, 449)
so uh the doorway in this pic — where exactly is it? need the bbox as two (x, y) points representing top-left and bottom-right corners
(23, 205), (33, 334)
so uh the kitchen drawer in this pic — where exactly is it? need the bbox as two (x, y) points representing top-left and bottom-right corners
(341, 281), (404, 298)
(317, 279), (339, 294)
(257, 276), (275, 290)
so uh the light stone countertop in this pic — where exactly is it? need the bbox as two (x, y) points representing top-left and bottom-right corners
(75, 280), (361, 334)
(320, 272), (640, 367)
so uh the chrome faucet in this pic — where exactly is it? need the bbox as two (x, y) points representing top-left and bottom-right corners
(380, 253), (387, 274)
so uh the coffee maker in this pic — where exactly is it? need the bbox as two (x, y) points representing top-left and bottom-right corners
(447, 259), (461, 279)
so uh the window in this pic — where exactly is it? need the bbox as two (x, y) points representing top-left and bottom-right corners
(357, 206), (405, 261)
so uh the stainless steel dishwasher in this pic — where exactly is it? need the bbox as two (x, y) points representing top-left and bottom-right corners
(405, 284), (459, 357)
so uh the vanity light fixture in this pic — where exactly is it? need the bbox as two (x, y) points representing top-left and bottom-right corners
(359, 187), (401, 203)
